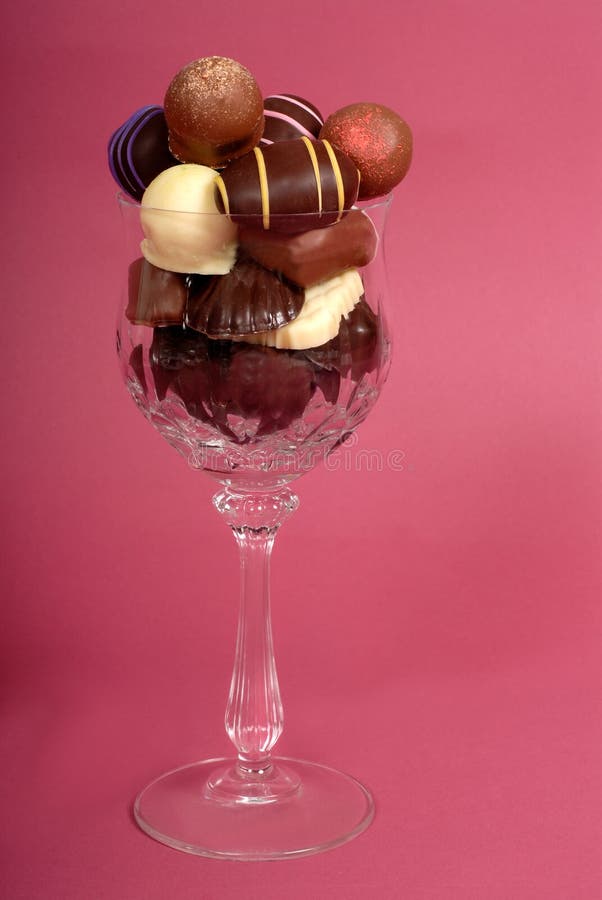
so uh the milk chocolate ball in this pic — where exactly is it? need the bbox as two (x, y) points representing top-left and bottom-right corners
(320, 102), (412, 199)
(164, 56), (264, 167)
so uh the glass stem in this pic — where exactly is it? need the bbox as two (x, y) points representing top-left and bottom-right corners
(213, 489), (299, 777)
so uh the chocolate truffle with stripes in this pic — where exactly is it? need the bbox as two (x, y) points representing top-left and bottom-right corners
(259, 94), (324, 145)
(108, 106), (179, 201)
(215, 139), (360, 233)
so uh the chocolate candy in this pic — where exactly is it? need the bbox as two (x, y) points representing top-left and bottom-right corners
(306, 299), (379, 378)
(186, 257), (304, 338)
(108, 106), (179, 201)
(239, 208), (377, 287)
(211, 343), (315, 436)
(164, 56), (264, 167)
(260, 94), (323, 145)
(215, 139), (360, 232)
(134, 299), (380, 440)
(140, 164), (238, 275)
(149, 326), (317, 438)
(237, 269), (364, 350)
(140, 305), (378, 439)
(149, 326), (212, 410)
(129, 344), (148, 396)
(320, 103), (412, 199)
(126, 257), (187, 326)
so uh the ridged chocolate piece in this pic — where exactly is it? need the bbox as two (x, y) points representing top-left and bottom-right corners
(239, 209), (378, 287)
(126, 257), (188, 327)
(108, 106), (179, 201)
(215, 139), (360, 233)
(260, 94), (323, 145)
(185, 256), (304, 337)
(238, 269), (364, 350)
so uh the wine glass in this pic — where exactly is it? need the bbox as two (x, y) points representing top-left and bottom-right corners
(116, 193), (393, 859)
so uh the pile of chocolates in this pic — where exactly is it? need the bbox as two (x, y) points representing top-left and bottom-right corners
(109, 56), (412, 438)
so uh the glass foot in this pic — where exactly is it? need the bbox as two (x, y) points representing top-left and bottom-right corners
(134, 757), (375, 860)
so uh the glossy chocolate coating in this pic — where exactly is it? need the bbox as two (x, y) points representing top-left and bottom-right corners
(186, 256), (304, 337)
(108, 106), (178, 201)
(164, 56), (264, 167)
(126, 257), (187, 326)
(238, 209), (377, 286)
(320, 103), (412, 199)
(215, 139), (360, 232)
(260, 94), (323, 145)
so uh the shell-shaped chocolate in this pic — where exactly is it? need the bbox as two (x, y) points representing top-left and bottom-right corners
(108, 106), (179, 201)
(215, 139), (360, 233)
(185, 256), (304, 337)
(260, 94), (323, 145)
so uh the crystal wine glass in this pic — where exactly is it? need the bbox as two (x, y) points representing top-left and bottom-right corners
(116, 193), (393, 859)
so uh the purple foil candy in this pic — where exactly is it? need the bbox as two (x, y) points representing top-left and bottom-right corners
(108, 106), (179, 201)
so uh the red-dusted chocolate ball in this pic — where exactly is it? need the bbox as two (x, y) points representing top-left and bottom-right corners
(164, 56), (264, 167)
(320, 102), (412, 199)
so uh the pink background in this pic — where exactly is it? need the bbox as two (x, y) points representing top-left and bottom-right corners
(3, 1), (601, 896)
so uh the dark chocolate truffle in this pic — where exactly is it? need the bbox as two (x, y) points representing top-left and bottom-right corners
(108, 106), (179, 201)
(320, 103), (412, 199)
(215, 139), (360, 232)
(164, 56), (264, 167)
(260, 94), (323, 145)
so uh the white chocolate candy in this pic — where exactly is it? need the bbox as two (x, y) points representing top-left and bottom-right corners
(140, 164), (237, 275)
(237, 269), (363, 350)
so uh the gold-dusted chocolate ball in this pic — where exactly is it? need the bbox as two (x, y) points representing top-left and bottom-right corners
(164, 56), (264, 168)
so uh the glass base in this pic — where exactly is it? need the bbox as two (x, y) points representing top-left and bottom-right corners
(133, 757), (375, 860)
